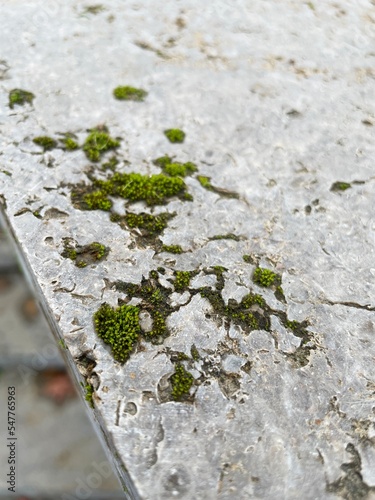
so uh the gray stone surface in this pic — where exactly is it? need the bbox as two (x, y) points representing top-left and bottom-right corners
(1, 1), (375, 499)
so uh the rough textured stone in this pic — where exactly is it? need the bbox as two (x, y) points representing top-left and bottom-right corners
(1, 1), (375, 498)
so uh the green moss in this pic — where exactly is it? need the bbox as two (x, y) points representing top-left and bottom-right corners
(153, 156), (197, 177)
(83, 191), (112, 211)
(209, 234), (241, 242)
(240, 293), (265, 308)
(164, 128), (185, 143)
(9, 89), (35, 109)
(275, 285), (286, 303)
(331, 181), (351, 192)
(123, 212), (171, 235)
(88, 242), (107, 259)
(62, 239), (109, 267)
(199, 267), (270, 334)
(32, 211), (42, 219)
(191, 345), (200, 361)
(33, 136), (57, 151)
(253, 267), (278, 287)
(83, 127), (120, 162)
(85, 383), (94, 408)
(197, 175), (211, 189)
(161, 244), (183, 254)
(171, 363), (194, 400)
(94, 303), (141, 363)
(58, 339), (67, 349)
(113, 86), (147, 101)
(243, 254), (255, 264)
(95, 172), (187, 205)
(174, 271), (191, 292)
(63, 246), (77, 261)
(62, 137), (79, 150)
(102, 156), (118, 171)
(114, 273), (173, 343)
(148, 310), (167, 338)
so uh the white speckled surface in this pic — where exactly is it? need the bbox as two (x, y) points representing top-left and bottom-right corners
(1, 1), (375, 498)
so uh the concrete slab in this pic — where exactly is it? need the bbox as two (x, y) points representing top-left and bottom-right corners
(1, 1), (375, 499)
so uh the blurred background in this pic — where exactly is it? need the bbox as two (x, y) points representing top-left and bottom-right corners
(0, 220), (124, 499)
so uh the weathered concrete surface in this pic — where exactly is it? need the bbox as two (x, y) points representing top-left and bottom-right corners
(1, 1), (375, 499)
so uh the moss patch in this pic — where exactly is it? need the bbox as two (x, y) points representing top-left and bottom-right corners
(83, 127), (120, 162)
(93, 172), (188, 205)
(161, 244), (183, 254)
(153, 156), (197, 177)
(61, 136), (79, 151)
(94, 303), (141, 362)
(331, 181), (351, 192)
(253, 267), (280, 287)
(164, 128), (185, 143)
(110, 211), (175, 245)
(113, 86), (148, 101)
(209, 233), (241, 242)
(171, 363), (194, 400)
(85, 383), (94, 408)
(62, 238), (109, 267)
(9, 89), (35, 109)
(33, 136), (57, 151)
(174, 271), (192, 292)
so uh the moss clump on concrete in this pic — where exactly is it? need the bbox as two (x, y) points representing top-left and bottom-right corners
(94, 303), (141, 362)
(114, 272), (173, 343)
(209, 234), (241, 242)
(174, 271), (191, 292)
(123, 212), (171, 235)
(199, 267), (269, 333)
(113, 86), (148, 101)
(330, 181), (351, 192)
(153, 156), (197, 177)
(161, 244), (183, 254)
(61, 137), (79, 150)
(164, 128), (185, 143)
(171, 363), (194, 400)
(85, 383), (94, 408)
(62, 239), (109, 267)
(94, 172), (187, 205)
(191, 345), (200, 361)
(83, 127), (120, 162)
(33, 136), (57, 151)
(82, 190), (112, 211)
(197, 175), (212, 189)
(9, 89), (35, 109)
(110, 211), (175, 246)
(253, 267), (278, 287)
